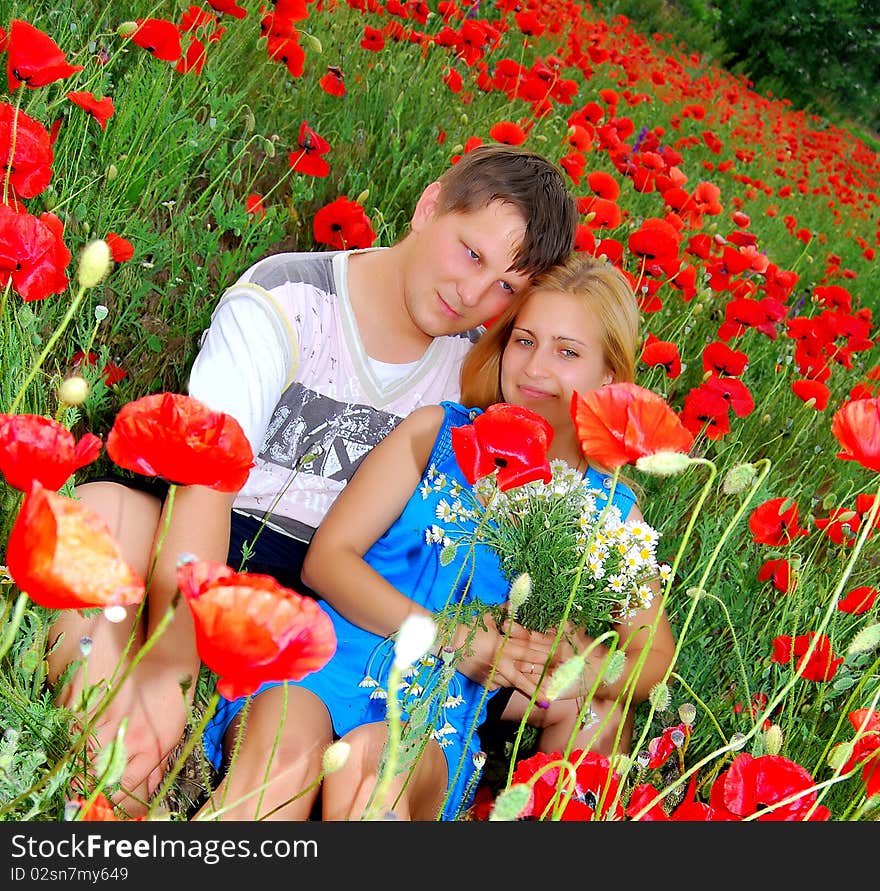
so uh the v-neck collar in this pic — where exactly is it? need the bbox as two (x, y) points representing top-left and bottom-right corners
(333, 250), (451, 407)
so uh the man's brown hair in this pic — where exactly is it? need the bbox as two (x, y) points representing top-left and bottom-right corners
(436, 144), (577, 278)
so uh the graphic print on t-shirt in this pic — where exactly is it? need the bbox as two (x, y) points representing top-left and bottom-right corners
(261, 381), (402, 482)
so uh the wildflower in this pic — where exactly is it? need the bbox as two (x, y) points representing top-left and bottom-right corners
(6, 481), (145, 611)
(6, 20), (84, 91)
(838, 585), (878, 615)
(66, 92), (115, 130)
(511, 750), (624, 820)
(289, 121), (331, 178)
(571, 382), (693, 470)
(748, 497), (809, 546)
(104, 232), (134, 263)
(128, 19), (182, 62)
(0, 102), (53, 198)
(0, 414), (102, 492)
(313, 196), (376, 250)
(771, 632), (843, 682)
(177, 560), (336, 699)
(106, 392), (254, 491)
(0, 205), (71, 301)
(708, 753), (830, 820)
(451, 403), (553, 492)
(831, 397), (880, 472)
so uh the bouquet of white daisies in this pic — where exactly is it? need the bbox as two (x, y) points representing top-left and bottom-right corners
(424, 459), (670, 635)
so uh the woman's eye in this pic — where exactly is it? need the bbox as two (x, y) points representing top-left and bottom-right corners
(466, 247), (479, 261)
(499, 281), (514, 293)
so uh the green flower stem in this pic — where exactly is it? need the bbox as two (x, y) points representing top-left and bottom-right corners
(362, 663), (403, 821)
(505, 469), (622, 786)
(254, 682), (289, 820)
(8, 283), (90, 415)
(0, 592), (29, 663)
(147, 691), (220, 820)
(439, 613), (518, 819)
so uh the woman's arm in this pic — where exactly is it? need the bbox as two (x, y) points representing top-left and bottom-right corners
(302, 405), (555, 695)
(301, 405), (445, 637)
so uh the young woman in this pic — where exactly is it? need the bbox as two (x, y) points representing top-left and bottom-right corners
(197, 255), (675, 821)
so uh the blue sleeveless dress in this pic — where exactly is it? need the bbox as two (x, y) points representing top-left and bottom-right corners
(202, 401), (636, 819)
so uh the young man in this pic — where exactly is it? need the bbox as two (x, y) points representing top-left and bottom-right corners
(47, 145), (578, 816)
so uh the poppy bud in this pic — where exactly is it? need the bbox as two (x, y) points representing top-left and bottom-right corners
(722, 462), (757, 495)
(545, 654), (584, 702)
(636, 451), (691, 476)
(507, 573), (531, 614)
(763, 724), (783, 756)
(117, 22), (138, 37)
(848, 622), (880, 656)
(321, 741), (351, 775)
(105, 164), (118, 181)
(355, 189), (370, 207)
(649, 681), (670, 711)
(678, 702), (696, 725)
(302, 33), (322, 53)
(59, 375), (89, 406)
(489, 784), (530, 821)
(77, 239), (112, 288)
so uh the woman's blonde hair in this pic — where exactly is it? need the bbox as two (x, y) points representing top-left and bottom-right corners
(460, 253), (641, 409)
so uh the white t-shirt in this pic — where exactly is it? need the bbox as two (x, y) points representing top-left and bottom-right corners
(188, 249), (474, 542)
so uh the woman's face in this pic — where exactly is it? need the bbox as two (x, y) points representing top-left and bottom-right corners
(500, 288), (612, 435)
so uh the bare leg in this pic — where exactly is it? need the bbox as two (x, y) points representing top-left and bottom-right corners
(322, 722), (448, 821)
(500, 691), (634, 756)
(195, 685), (333, 821)
(47, 481), (162, 701)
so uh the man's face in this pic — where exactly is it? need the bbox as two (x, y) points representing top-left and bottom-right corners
(403, 191), (530, 338)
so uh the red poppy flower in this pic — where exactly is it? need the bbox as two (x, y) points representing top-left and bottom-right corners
(106, 393), (254, 491)
(757, 557), (795, 593)
(66, 92), (114, 130)
(837, 585), (877, 615)
(244, 193), (266, 221)
(791, 379), (830, 410)
(703, 374), (754, 418)
(771, 632), (843, 683)
(585, 170), (620, 200)
(627, 217), (682, 277)
(288, 120), (331, 177)
(73, 792), (120, 821)
(814, 507), (859, 546)
(627, 778), (725, 821)
(71, 350), (127, 387)
(489, 121), (527, 146)
(647, 723), (691, 769)
(451, 403), (553, 492)
(0, 414), (102, 492)
(177, 560), (336, 700)
(679, 384), (730, 441)
(0, 102), (53, 199)
(206, 0), (249, 18)
(748, 497), (809, 546)
(580, 196), (622, 230)
(360, 26), (385, 51)
(313, 196), (376, 250)
(702, 341), (749, 377)
(6, 20), (85, 92)
(571, 382), (694, 470)
(129, 19), (182, 62)
(640, 335), (681, 378)
(266, 32), (304, 78)
(104, 231), (134, 263)
(319, 65), (346, 97)
(841, 709), (880, 799)
(0, 205), (71, 302)
(709, 753), (830, 820)
(831, 397), (880, 472)
(511, 750), (624, 820)
(176, 36), (208, 74)
(6, 481), (145, 611)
